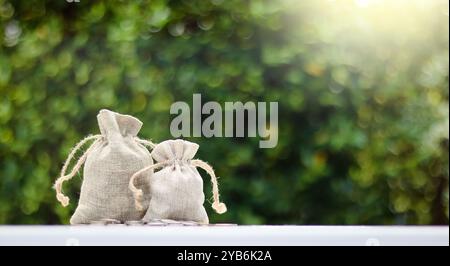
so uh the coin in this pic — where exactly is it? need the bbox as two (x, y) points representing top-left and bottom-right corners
(125, 220), (144, 226)
(145, 222), (167, 226)
(160, 219), (182, 224)
(208, 223), (238, 226)
(89, 220), (107, 225)
(181, 221), (200, 226)
(98, 219), (122, 225)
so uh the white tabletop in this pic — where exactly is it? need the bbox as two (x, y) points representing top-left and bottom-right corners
(0, 225), (448, 246)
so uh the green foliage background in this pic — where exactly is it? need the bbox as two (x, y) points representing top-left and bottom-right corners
(0, 0), (448, 225)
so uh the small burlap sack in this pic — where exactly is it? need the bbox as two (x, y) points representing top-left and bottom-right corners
(129, 139), (227, 224)
(54, 109), (155, 224)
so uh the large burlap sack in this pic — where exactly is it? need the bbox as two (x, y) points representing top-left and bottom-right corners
(54, 109), (155, 224)
(129, 139), (227, 224)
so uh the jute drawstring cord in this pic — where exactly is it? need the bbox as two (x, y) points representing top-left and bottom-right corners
(54, 135), (102, 207)
(129, 159), (227, 214)
(55, 136), (157, 207)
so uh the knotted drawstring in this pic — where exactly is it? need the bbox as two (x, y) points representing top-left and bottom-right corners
(130, 159), (227, 214)
(191, 159), (227, 214)
(135, 138), (157, 149)
(54, 135), (157, 207)
(54, 134), (102, 207)
(129, 161), (166, 211)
